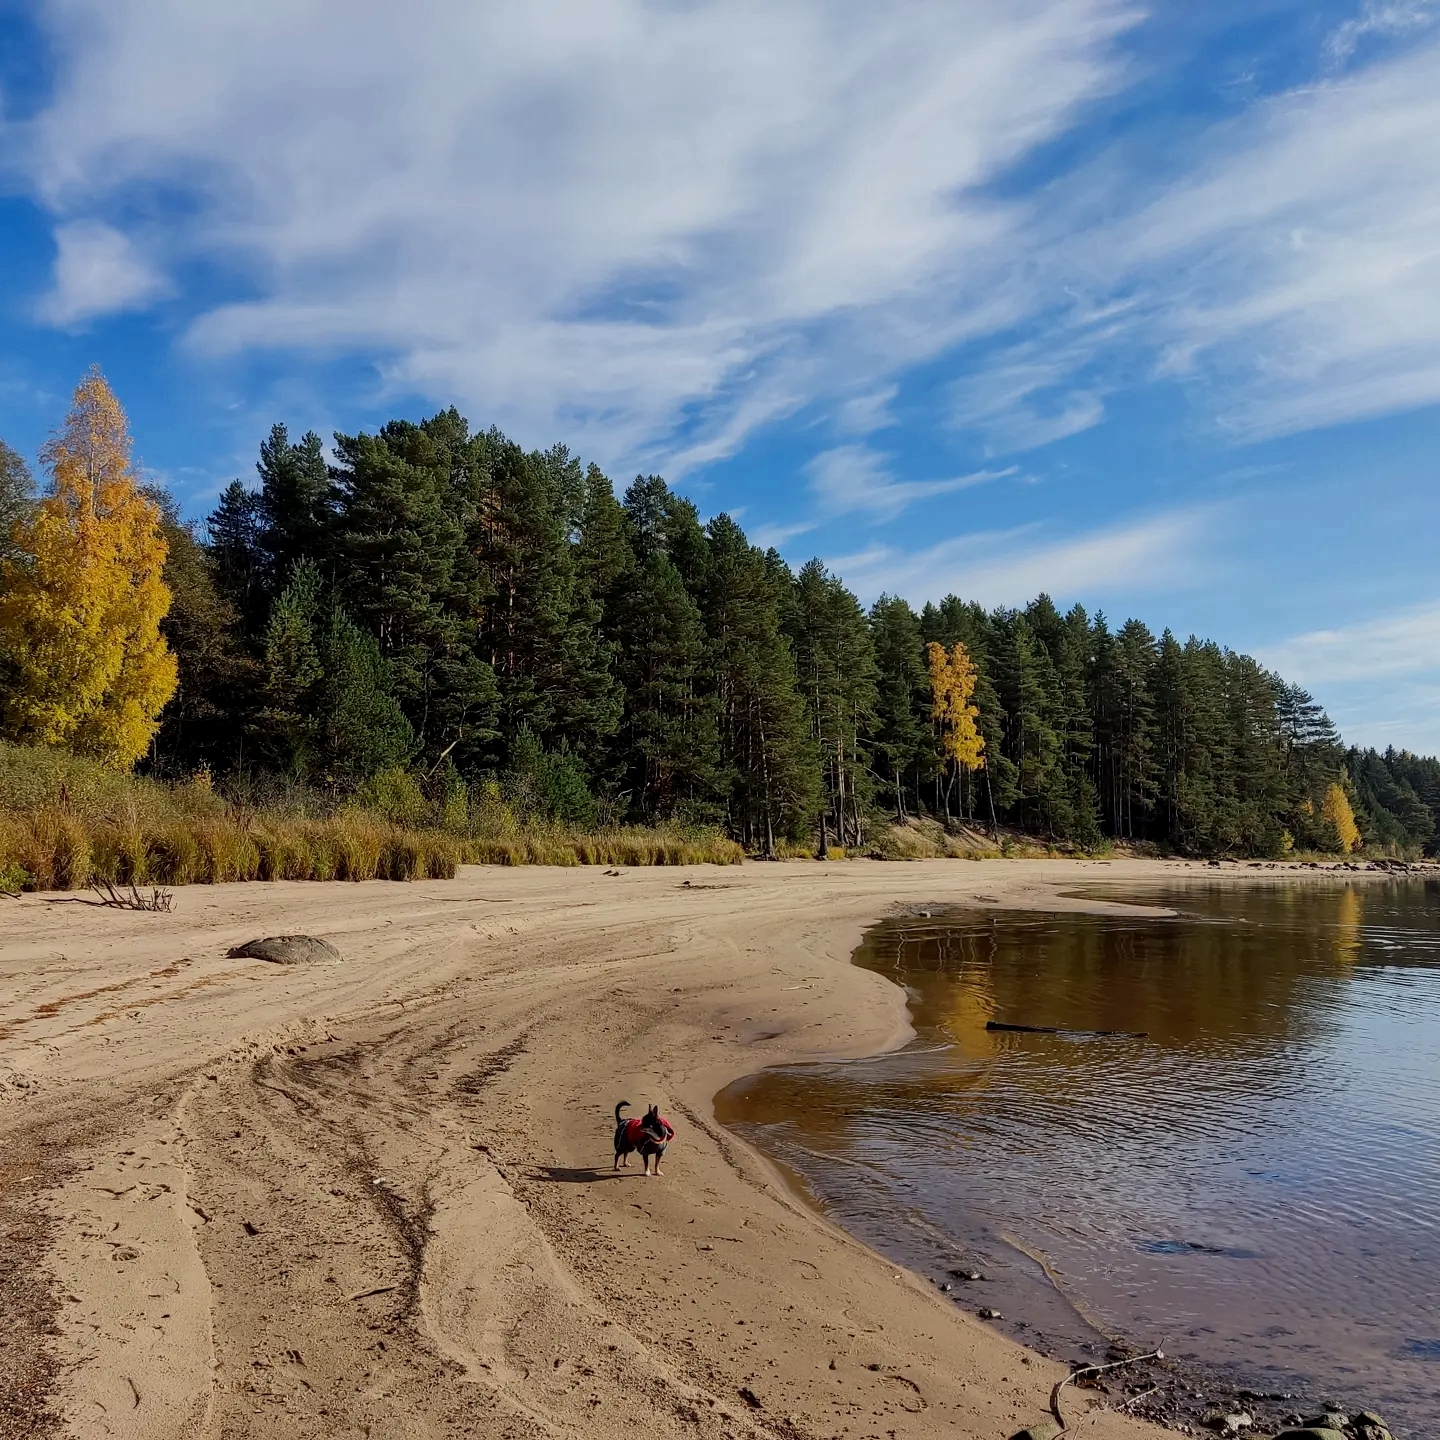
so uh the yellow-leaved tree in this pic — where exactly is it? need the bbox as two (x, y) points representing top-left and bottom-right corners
(0, 368), (177, 769)
(926, 640), (985, 814)
(1320, 782), (1361, 855)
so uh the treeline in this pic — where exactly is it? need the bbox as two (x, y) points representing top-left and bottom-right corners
(2, 376), (1436, 858)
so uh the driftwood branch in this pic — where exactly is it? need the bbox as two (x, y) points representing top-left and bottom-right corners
(1050, 1347), (1165, 1434)
(45, 880), (175, 912)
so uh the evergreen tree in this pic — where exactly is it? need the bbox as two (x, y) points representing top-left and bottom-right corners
(467, 433), (619, 766)
(257, 425), (333, 591)
(991, 612), (1064, 834)
(257, 560), (324, 774)
(869, 595), (930, 822)
(613, 548), (721, 820)
(317, 606), (414, 783)
(207, 480), (267, 634)
(333, 419), (498, 767)
(785, 560), (878, 851)
(703, 515), (817, 854)
(148, 489), (260, 775)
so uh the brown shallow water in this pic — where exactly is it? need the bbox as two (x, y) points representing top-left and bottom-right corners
(716, 880), (1440, 1436)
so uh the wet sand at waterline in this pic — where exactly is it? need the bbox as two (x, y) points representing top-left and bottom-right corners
(0, 859), (1399, 1440)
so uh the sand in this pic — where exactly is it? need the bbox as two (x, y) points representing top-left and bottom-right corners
(0, 856), (1352, 1440)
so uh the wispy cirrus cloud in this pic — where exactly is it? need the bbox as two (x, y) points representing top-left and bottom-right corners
(804, 444), (1010, 521)
(829, 505), (1208, 606)
(1326, 0), (1438, 65)
(1124, 36), (1440, 440)
(10, 0), (1141, 470)
(1262, 601), (1440, 684)
(928, 28), (1440, 455)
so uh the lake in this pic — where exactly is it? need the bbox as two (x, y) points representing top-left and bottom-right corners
(715, 881), (1440, 1436)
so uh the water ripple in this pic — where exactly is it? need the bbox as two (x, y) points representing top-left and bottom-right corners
(719, 879), (1440, 1439)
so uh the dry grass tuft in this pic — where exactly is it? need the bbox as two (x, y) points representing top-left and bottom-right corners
(0, 742), (736, 891)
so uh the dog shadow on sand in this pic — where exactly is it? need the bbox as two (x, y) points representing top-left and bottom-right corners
(531, 1165), (636, 1183)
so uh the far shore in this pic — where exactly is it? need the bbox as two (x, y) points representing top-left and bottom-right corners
(0, 857), (1408, 1440)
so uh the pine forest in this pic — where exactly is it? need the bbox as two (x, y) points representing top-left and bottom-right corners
(2, 372), (1437, 883)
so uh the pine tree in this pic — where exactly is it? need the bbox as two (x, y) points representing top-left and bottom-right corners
(333, 419), (498, 766)
(703, 516), (817, 854)
(257, 560), (323, 773)
(613, 549), (721, 820)
(317, 606), (414, 783)
(989, 611), (1064, 833)
(257, 425), (333, 591)
(148, 489), (260, 775)
(467, 433), (619, 767)
(575, 466), (634, 611)
(206, 480), (267, 634)
(784, 560), (878, 851)
(870, 595), (930, 822)
(0, 369), (176, 769)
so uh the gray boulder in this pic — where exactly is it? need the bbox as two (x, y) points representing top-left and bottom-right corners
(228, 935), (342, 966)
(1009, 1423), (1061, 1440)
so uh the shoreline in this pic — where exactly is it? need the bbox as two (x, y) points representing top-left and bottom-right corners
(0, 858), (1403, 1440)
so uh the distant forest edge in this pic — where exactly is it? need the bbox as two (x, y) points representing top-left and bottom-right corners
(1, 370), (1437, 887)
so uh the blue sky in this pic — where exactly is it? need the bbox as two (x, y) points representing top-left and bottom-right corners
(3, 0), (1440, 749)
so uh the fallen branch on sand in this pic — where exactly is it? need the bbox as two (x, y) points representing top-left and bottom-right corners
(986, 1021), (1148, 1039)
(44, 880), (176, 912)
(1050, 1347), (1166, 1434)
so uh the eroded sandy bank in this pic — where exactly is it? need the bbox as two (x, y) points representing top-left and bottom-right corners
(0, 857), (1365, 1440)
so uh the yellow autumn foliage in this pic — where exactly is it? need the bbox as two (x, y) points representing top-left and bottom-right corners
(0, 368), (177, 769)
(1321, 782), (1361, 854)
(926, 640), (985, 772)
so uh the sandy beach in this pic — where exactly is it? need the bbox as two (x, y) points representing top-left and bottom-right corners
(0, 857), (1362, 1440)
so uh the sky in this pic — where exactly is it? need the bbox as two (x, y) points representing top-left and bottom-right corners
(2, 0), (1439, 749)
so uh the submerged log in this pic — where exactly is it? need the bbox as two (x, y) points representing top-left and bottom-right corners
(985, 1021), (1149, 1039)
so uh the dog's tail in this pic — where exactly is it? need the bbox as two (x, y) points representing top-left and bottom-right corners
(615, 1100), (630, 1124)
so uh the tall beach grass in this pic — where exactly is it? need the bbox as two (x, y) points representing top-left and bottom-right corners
(0, 743), (741, 893)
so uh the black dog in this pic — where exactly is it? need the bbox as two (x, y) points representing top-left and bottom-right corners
(613, 1102), (676, 1175)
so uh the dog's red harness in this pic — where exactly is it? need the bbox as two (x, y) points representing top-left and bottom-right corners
(623, 1116), (675, 1146)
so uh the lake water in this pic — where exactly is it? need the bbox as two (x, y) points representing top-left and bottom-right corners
(716, 881), (1440, 1436)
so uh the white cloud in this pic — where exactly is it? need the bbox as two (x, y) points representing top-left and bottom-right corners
(749, 519), (820, 551)
(932, 31), (1440, 452)
(11, 0), (1140, 467)
(835, 385), (899, 436)
(1327, 1), (1438, 65)
(949, 347), (1108, 454)
(1103, 35), (1440, 440)
(1262, 601), (1440, 684)
(804, 444), (1009, 520)
(35, 220), (166, 326)
(829, 507), (1206, 606)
